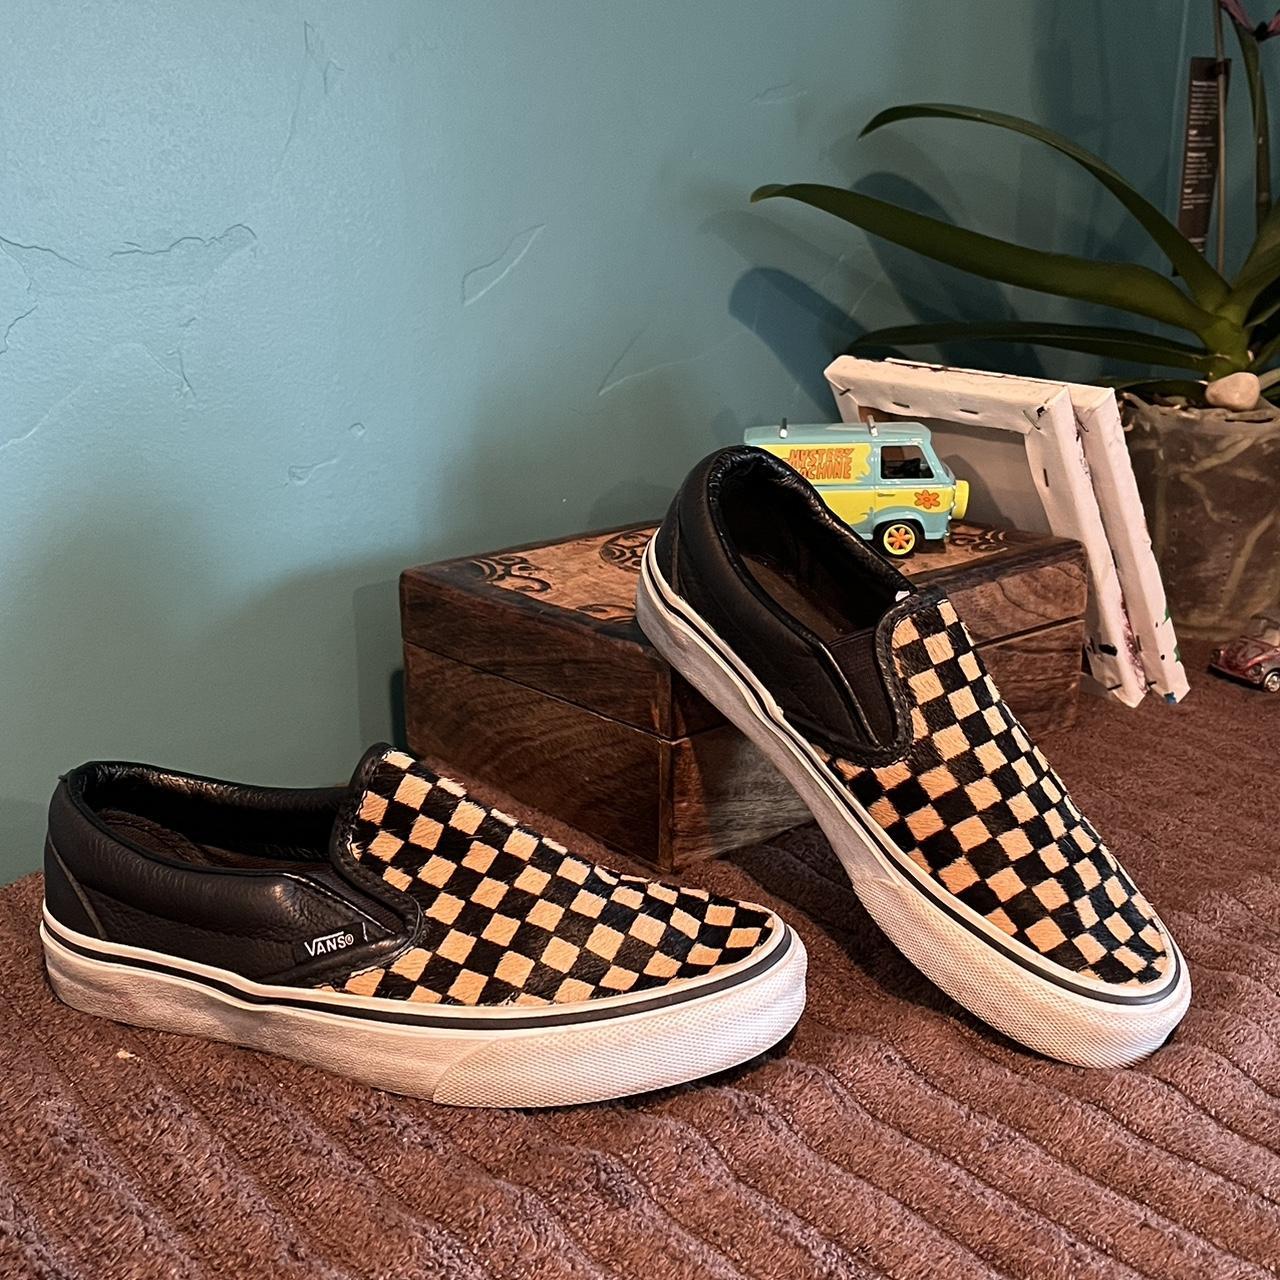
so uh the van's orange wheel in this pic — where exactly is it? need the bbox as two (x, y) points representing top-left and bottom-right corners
(879, 522), (918, 557)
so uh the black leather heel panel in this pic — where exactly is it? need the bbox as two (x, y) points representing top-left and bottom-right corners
(43, 838), (102, 937)
(660, 446), (917, 761)
(651, 492), (680, 588)
(73, 881), (396, 982)
(46, 770), (404, 981)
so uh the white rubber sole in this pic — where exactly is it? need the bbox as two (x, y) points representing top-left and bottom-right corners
(636, 542), (1190, 1069)
(41, 906), (806, 1107)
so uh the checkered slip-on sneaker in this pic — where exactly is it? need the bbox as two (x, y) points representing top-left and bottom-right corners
(41, 746), (805, 1106)
(636, 446), (1190, 1067)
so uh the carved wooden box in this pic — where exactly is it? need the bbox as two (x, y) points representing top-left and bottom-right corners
(400, 522), (1086, 870)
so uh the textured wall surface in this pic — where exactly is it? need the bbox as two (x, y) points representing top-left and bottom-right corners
(1, 2), (1193, 879)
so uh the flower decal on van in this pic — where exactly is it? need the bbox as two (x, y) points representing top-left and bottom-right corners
(914, 489), (942, 510)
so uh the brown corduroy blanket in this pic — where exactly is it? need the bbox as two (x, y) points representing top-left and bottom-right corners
(1, 648), (1277, 1279)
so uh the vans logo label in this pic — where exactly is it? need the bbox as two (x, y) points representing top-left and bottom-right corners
(295, 924), (367, 963)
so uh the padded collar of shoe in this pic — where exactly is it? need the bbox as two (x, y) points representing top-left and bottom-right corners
(50, 758), (414, 984)
(659, 445), (935, 766)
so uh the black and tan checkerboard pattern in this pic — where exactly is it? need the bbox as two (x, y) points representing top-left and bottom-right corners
(324, 750), (774, 1006)
(827, 599), (1169, 988)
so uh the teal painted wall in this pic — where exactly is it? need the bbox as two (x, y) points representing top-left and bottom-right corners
(1, 1), (1194, 879)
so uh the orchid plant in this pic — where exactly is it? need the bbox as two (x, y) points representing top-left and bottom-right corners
(752, 2), (1280, 402)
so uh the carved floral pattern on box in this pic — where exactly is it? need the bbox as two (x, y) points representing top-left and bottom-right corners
(460, 523), (1021, 627)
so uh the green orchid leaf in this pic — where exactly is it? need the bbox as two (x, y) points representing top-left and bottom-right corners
(1226, 248), (1280, 316)
(751, 183), (1220, 339)
(1100, 377), (1209, 401)
(1229, 204), (1280, 315)
(860, 103), (1230, 309)
(1246, 275), (1280, 327)
(1233, 26), (1272, 230)
(1244, 199), (1280, 265)
(1247, 281), (1280, 364)
(849, 320), (1225, 374)
(1250, 328), (1280, 371)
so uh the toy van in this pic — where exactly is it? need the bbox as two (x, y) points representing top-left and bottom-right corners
(743, 421), (970, 557)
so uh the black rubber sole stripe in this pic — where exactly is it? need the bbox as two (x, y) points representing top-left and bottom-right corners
(42, 914), (796, 1031)
(640, 556), (1182, 1009)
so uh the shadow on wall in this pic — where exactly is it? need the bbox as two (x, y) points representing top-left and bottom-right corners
(729, 266), (862, 408)
(0, 800), (46, 886)
(351, 366), (709, 764)
(0, 348), (720, 881)
(717, 0), (1185, 404)
(704, 211), (864, 408)
(717, 162), (1054, 395)
(847, 170), (1050, 380)
(836, 167), (1172, 387)
(436, 364), (722, 547)
(352, 579), (407, 751)
(0, 484), (428, 865)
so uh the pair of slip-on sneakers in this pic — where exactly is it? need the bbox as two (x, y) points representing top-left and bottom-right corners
(41, 447), (1190, 1106)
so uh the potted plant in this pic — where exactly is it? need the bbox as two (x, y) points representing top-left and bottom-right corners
(752, 2), (1280, 639)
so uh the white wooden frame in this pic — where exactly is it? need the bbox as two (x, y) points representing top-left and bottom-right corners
(823, 356), (1189, 707)
(1066, 383), (1188, 704)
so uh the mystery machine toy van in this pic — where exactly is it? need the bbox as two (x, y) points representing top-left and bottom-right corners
(744, 421), (969, 557)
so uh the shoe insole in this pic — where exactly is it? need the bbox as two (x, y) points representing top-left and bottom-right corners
(743, 554), (850, 638)
(741, 552), (895, 743)
(99, 809), (321, 872)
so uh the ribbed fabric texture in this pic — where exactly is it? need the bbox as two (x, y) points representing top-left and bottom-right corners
(2, 644), (1275, 1279)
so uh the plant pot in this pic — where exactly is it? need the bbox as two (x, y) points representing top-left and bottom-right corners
(1125, 395), (1280, 641)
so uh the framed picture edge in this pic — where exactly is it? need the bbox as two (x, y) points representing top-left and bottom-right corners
(823, 355), (1187, 706)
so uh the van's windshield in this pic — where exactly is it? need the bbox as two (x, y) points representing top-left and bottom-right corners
(880, 444), (934, 481)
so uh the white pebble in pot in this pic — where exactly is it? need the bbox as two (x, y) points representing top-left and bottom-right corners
(1205, 371), (1261, 411)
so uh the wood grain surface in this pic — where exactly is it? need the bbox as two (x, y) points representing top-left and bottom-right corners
(402, 521), (1089, 867)
(402, 522), (1086, 732)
